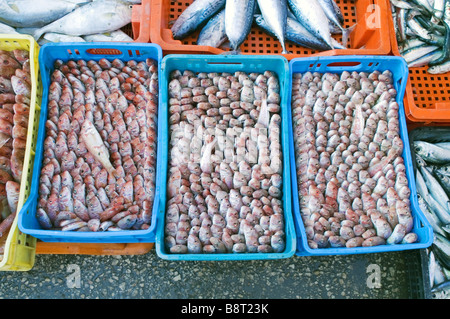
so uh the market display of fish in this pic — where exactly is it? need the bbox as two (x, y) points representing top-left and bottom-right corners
(0, 0), (137, 44)
(412, 131), (450, 299)
(171, 0), (348, 53)
(35, 57), (158, 232)
(0, 48), (31, 245)
(165, 69), (285, 254)
(390, 0), (450, 74)
(291, 69), (418, 249)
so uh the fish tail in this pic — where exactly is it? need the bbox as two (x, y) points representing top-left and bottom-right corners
(341, 24), (356, 48)
(32, 28), (45, 41)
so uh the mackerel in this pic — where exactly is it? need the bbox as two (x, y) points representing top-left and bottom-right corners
(197, 9), (227, 48)
(225, 0), (256, 51)
(254, 15), (330, 51)
(317, 0), (353, 47)
(288, 0), (334, 49)
(256, 0), (289, 54)
(171, 0), (226, 40)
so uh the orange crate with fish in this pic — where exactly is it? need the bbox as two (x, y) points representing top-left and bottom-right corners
(17, 42), (163, 244)
(149, 0), (391, 58)
(388, 0), (450, 124)
(0, 34), (42, 271)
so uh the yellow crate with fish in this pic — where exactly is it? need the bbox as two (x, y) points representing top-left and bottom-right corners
(0, 34), (42, 271)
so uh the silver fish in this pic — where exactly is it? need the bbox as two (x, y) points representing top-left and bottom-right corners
(82, 29), (134, 42)
(0, 0), (84, 28)
(428, 60), (450, 74)
(171, 0), (226, 40)
(197, 9), (227, 48)
(0, 21), (18, 34)
(317, 0), (352, 46)
(418, 194), (447, 237)
(33, 0), (132, 40)
(419, 164), (450, 213)
(256, 0), (288, 54)
(255, 14), (340, 51)
(225, 0), (256, 51)
(287, 0), (333, 49)
(43, 32), (86, 43)
(414, 141), (450, 164)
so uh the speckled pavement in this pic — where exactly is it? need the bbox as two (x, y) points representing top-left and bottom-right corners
(0, 248), (428, 299)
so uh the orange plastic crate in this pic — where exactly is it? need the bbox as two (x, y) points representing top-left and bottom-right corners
(122, 0), (151, 43)
(388, 7), (450, 124)
(36, 242), (154, 255)
(149, 0), (391, 58)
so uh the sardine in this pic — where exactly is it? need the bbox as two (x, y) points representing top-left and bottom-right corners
(415, 141), (450, 164)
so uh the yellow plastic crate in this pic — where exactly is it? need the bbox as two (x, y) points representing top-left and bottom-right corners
(0, 34), (41, 271)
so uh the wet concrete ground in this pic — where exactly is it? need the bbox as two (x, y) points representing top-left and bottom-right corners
(0, 248), (429, 299)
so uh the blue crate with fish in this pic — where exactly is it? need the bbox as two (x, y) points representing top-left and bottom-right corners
(17, 42), (163, 243)
(155, 54), (297, 260)
(288, 55), (434, 256)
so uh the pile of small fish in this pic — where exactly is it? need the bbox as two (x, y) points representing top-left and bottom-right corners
(0, 0), (139, 45)
(36, 56), (158, 232)
(171, 0), (350, 53)
(413, 136), (450, 298)
(0, 48), (31, 248)
(292, 69), (418, 249)
(165, 69), (286, 254)
(390, 0), (450, 74)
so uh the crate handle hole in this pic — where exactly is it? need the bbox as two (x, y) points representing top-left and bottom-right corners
(326, 61), (361, 67)
(86, 48), (122, 55)
(207, 62), (242, 65)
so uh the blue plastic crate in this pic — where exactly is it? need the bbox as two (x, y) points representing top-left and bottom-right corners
(17, 42), (163, 243)
(155, 54), (297, 260)
(288, 55), (434, 256)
